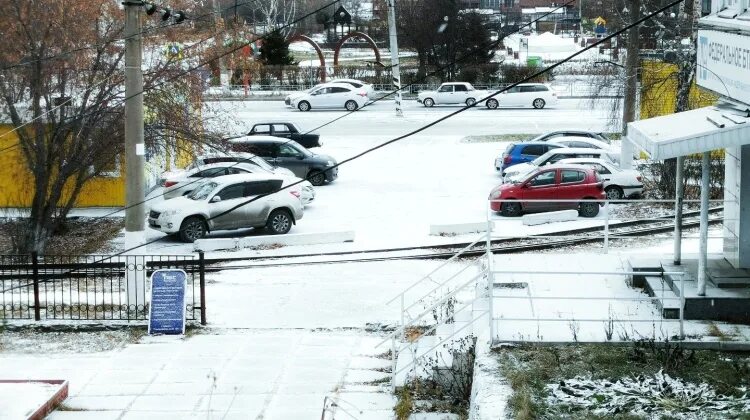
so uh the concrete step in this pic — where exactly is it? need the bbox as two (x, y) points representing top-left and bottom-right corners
(393, 337), (454, 387)
(644, 276), (681, 319)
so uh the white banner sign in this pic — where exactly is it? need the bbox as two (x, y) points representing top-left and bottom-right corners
(697, 29), (750, 105)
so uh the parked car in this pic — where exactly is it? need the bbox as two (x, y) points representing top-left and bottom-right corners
(547, 136), (614, 151)
(228, 136), (338, 186)
(489, 166), (605, 217)
(527, 130), (610, 144)
(557, 158), (643, 200)
(284, 84), (325, 107)
(495, 142), (564, 172)
(485, 83), (558, 109)
(417, 82), (487, 107)
(502, 147), (619, 181)
(329, 78), (376, 99)
(160, 162), (315, 205)
(182, 152), (292, 176)
(247, 122), (321, 148)
(148, 173), (305, 242)
(290, 83), (368, 111)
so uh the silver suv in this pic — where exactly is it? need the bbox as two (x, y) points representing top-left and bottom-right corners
(148, 173), (304, 242)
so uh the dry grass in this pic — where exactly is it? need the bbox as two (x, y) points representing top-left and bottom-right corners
(0, 217), (123, 255)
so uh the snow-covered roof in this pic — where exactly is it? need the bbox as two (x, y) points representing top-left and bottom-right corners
(627, 106), (750, 160)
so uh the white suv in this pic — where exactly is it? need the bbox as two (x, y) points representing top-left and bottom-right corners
(148, 173), (304, 242)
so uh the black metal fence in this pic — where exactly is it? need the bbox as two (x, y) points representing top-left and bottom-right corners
(0, 253), (206, 324)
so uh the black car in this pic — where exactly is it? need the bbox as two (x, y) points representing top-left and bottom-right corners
(247, 122), (321, 148)
(228, 136), (337, 186)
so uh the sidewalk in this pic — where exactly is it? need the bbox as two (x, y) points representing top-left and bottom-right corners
(2, 330), (393, 419)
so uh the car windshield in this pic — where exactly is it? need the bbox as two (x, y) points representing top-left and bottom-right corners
(246, 155), (276, 171)
(287, 141), (312, 157)
(187, 181), (218, 200)
(531, 151), (555, 166)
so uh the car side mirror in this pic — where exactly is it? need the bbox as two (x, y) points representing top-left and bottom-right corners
(296, 154), (305, 160)
(210, 195), (222, 203)
(521, 183), (529, 188)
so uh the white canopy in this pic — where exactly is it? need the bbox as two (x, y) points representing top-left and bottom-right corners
(626, 106), (750, 160)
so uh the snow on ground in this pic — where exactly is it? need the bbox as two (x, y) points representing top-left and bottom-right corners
(101, 98), (618, 256)
(0, 382), (58, 420)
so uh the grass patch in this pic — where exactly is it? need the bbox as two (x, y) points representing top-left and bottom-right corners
(496, 342), (750, 419)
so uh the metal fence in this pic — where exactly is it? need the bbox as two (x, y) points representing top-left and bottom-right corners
(0, 253), (206, 324)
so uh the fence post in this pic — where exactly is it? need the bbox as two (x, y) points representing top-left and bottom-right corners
(679, 273), (685, 340)
(31, 252), (40, 321)
(604, 201), (610, 254)
(199, 252), (207, 326)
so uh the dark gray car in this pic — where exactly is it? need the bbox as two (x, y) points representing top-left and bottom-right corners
(228, 136), (338, 186)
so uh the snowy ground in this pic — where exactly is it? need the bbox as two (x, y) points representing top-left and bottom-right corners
(105, 98), (620, 256)
(0, 382), (59, 420)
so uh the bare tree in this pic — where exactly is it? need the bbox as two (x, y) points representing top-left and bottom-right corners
(255, 0), (299, 36)
(0, 0), (236, 253)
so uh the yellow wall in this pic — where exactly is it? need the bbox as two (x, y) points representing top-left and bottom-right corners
(0, 125), (125, 207)
(640, 60), (718, 119)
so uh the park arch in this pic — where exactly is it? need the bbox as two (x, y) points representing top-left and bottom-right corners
(333, 31), (381, 67)
(288, 34), (326, 82)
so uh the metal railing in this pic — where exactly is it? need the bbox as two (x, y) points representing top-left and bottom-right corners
(383, 197), (726, 386)
(0, 253), (207, 323)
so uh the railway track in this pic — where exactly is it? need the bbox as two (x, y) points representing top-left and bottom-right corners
(204, 207), (723, 271)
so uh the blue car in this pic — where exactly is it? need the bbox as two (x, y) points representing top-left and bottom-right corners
(495, 142), (563, 172)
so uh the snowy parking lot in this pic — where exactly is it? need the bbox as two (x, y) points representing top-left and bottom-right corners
(132, 98), (619, 255)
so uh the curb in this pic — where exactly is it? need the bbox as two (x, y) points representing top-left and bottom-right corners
(0, 379), (69, 420)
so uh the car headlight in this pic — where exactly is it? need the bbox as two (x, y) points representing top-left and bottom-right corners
(326, 160), (335, 167)
(160, 210), (178, 217)
(490, 190), (502, 199)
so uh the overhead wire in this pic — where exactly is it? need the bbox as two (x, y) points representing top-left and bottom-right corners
(0, 0), (689, 294)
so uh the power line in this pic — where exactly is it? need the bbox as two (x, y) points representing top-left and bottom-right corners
(81, 1), (578, 221)
(1, 0), (688, 293)
(0, 0), (261, 71)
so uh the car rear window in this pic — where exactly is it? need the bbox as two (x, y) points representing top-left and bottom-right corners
(534, 85), (549, 92)
(504, 143), (516, 154)
(245, 180), (283, 196)
(520, 144), (545, 156)
(454, 84), (468, 92)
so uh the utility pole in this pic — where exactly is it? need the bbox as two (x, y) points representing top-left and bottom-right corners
(386, 0), (404, 117)
(214, 0), (229, 87)
(123, 1), (146, 249)
(123, 1), (147, 307)
(620, 0), (640, 170)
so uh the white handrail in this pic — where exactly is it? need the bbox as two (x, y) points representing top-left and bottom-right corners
(377, 269), (487, 348)
(386, 233), (487, 305)
(401, 258), (482, 316)
(491, 270), (685, 276)
(393, 297), (476, 356)
(394, 310), (489, 377)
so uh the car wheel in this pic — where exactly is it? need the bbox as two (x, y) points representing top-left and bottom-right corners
(465, 98), (476, 107)
(486, 98), (499, 109)
(500, 201), (522, 217)
(532, 98), (546, 109)
(179, 216), (207, 243)
(605, 186), (624, 201)
(308, 171), (326, 186)
(298, 101), (311, 112)
(266, 209), (293, 234)
(345, 100), (358, 111)
(423, 98), (434, 107)
(578, 201), (599, 218)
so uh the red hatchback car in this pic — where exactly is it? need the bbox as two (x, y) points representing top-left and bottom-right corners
(489, 166), (605, 217)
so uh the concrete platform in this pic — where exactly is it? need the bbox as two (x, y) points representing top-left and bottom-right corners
(630, 256), (750, 323)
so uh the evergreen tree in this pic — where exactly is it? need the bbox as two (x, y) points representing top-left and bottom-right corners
(259, 31), (296, 66)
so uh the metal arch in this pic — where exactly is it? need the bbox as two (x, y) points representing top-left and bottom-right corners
(287, 34), (326, 82)
(333, 31), (381, 67)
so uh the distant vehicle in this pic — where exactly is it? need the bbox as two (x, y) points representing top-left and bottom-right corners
(496, 142), (564, 172)
(290, 83), (369, 111)
(485, 83), (558, 109)
(547, 136), (613, 151)
(182, 152), (292, 176)
(556, 158), (643, 200)
(489, 166), (605, 217)
(228, 136), (338, 186)
(148, 173), (305, 242)
(502, 147), (619, 182)
(160, 162), (315, 205)
(329, 78), (377, 99)
(528, 130), (610, 144)
(247, 122), (321, 148)
(284, 84), (325, 107)
(417, 82), (487, 107)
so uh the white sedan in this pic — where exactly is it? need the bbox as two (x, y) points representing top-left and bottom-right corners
(291, 83), (368, 111)
(557, 158), (644, 200)
(485, 83), (558, 109)
(160, 162), (315, 205)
